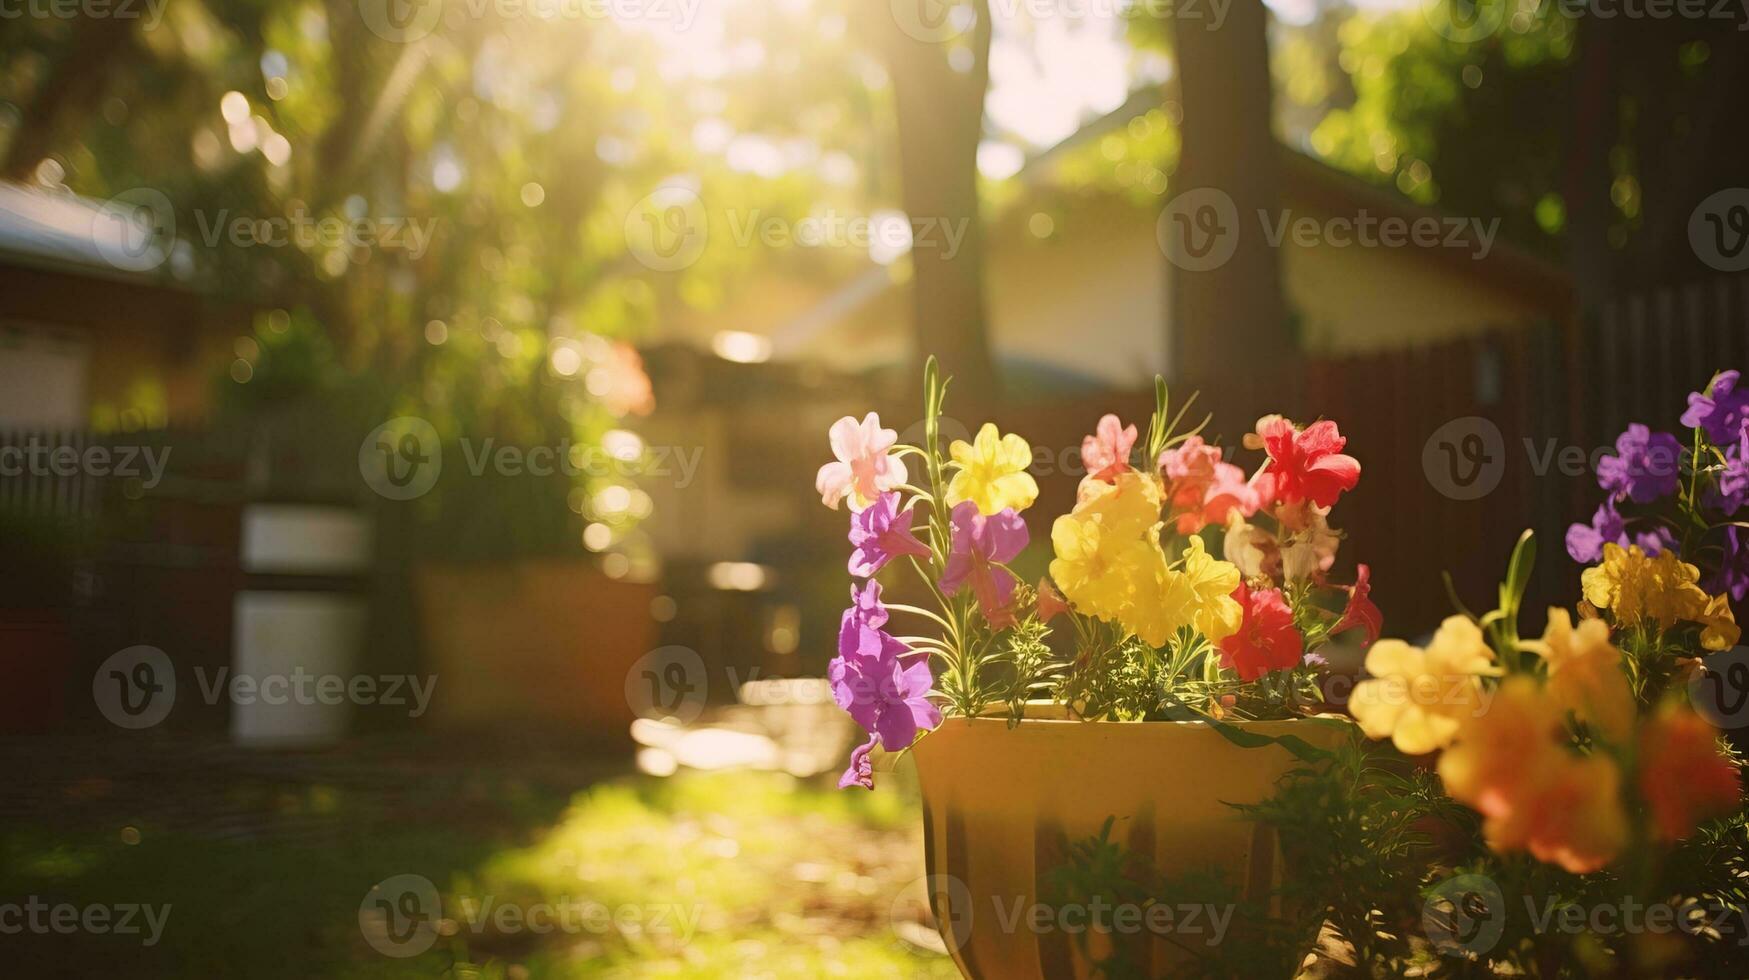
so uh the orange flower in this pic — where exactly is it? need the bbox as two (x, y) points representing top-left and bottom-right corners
(1438, 676), (1628, 873)
(1638, 705), (1742, 843)
(1521, 608), (1635, 743)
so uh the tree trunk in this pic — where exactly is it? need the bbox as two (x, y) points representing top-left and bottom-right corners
(1167, 0), (1291, 393)
(869, 0), (999, 413)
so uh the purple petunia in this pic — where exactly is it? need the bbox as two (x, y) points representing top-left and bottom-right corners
(1713, 430), (1749, 515)
(828, 627), (940, 751)
(1711, 526), (1749, 603)
(848, 492), (932, 577)
(1565, 500), (1673, 564)
(1682, 370), (1749, 446)
(837, 735), (878, 790)
(939, 501), (1029, 630)
(1596, 424), (1683, 504)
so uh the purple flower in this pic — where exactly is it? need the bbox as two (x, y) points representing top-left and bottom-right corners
(837, 735), (877, 790)
(1713, 431), (1749, 515)
(848, 492), (932, 577)
(1596, 424), (1683, 504)
(828, 629), (940, 750)
(1682, 371), (1749, 446)
(939, 501), (1029, 630)
(1566, 500), (1673, 563)
(1711, 526), (1749, 603)
(1566, 500), (1627, 564)
(841, 580), (888, 635)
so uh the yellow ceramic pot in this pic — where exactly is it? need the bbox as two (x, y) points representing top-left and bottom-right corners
(909, 707), (1351, 978)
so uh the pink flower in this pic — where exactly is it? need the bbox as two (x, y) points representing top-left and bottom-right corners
(1081, 414), (1138, 483)
(1331, 564), (1383, 648)
(1162, 436), (1259, 534)
(837, 735), (878, 790)
(816, 413), (908, 512)
(1218, 582), (1304, 681)
(1249, 416), (1360, 510)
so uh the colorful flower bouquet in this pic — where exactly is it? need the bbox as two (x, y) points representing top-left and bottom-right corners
(815, 358), (1380, 790)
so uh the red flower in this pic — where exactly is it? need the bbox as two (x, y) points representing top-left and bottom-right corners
(1331, 564), (1383, 648)
(1218, 582), (1305, 681)
(1639, 705), (1742, 843)
(1081, 414), (1138, 484)
(1250, 416), (1360, 510)
(1036, 577), (1070, 623)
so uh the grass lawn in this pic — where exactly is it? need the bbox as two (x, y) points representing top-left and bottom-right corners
(0, 760), (958, 979)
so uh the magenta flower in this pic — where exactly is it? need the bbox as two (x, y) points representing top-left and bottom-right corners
(837, 735), (878, 790)
(1080, 414), (1138, 483)
(1682, 371), (1749, 446)
(828, 628), (940, 750)
(1713, 431), (1749, 514)
(939, 501), (1029, 629)
(848, 492), (932, 577)
(838, 581), (895, 652)
(1712, 526), (1749, 603)
(1596, 424), (1682, 504)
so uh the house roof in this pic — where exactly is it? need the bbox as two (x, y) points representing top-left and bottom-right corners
(0, 181), (179, 286)
(750, 89), (1573, 363)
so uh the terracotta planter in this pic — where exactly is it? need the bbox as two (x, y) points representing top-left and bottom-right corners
(910, 708), (1351, 978)
(414, 560), (657, 741)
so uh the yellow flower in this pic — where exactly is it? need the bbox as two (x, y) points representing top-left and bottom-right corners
(1521, 607), (1634, 743)
(1181, 537), (1243, 644)
(1696, 593), (1740, 652)
(1124, 549), (1196, 648)
(1350, 616), (1497, 755)
(1073, 469), (1162, 538)
(1049, 512), (1156, 622)
(946, 423), (1038, 515)
(1581, 543), (1739, 649)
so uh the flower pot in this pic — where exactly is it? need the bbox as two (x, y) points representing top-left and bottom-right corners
(909, 708), (1351, 978)
(0, 610), (73, 733)
(413, 559), (657, 743)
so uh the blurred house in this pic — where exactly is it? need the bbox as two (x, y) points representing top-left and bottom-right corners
(0, 181), (241, 430)
(663, 92), (1572, 389)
